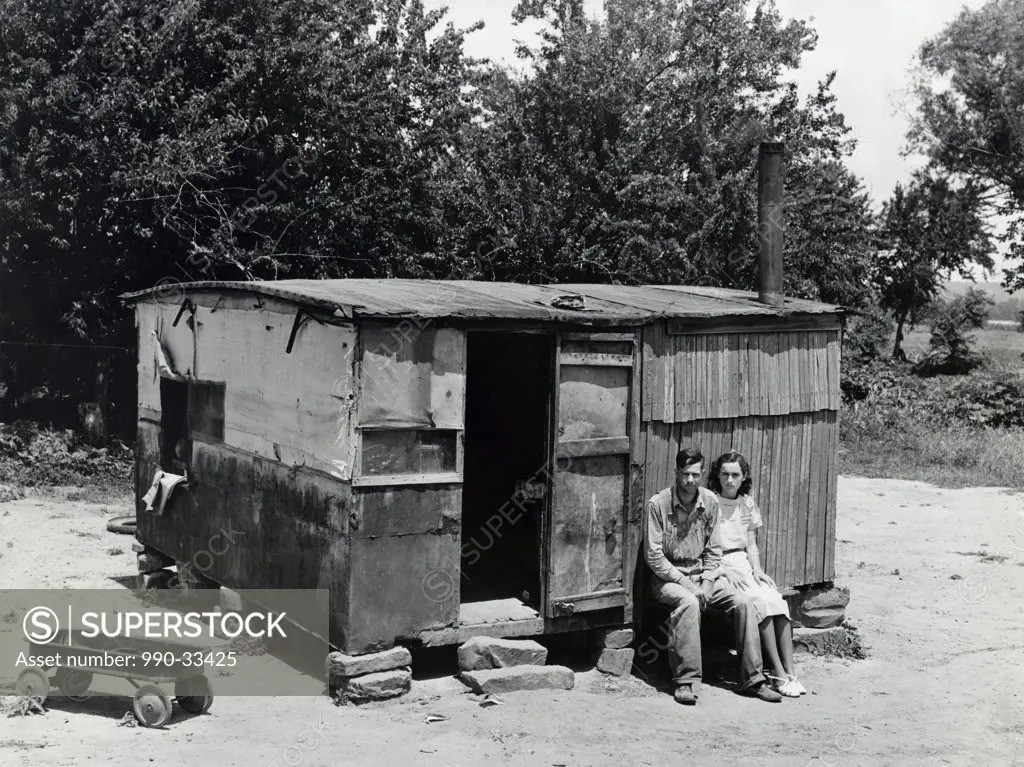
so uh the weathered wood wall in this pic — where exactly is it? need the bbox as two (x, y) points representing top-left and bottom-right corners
(640, 320), (841, 589)
(643, 324), (841, 421)
(136, 296), (357, 480)
(135, 421), (353, 647)
(135, 297), (465, 654)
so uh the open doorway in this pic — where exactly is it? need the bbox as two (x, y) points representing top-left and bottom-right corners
(461, 332), (553, 608)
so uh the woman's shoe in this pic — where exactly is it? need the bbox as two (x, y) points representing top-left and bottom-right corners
(767, 674), (800, 698)
(785, 674), (807, 695)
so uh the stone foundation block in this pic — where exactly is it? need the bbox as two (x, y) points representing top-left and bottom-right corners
(593, 648), (635, 676)
(328, 646), (412, 683)
(457, 636), (548, 671)
(137, 569), (176, 590)
(335, 668), (412, 704)
(459, 665), (575, 695)
(788, 587), (850, 629)
(597, 628), (634, 649)
(137, 551), (175, 573)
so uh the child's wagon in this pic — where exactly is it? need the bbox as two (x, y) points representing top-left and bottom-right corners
(15, 628), (214, 727)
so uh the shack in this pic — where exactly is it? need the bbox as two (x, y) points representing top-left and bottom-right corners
(120, 276), (844, 658)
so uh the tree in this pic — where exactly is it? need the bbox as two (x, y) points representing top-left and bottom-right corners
(907, 0), (1024, 290)
(874, 176), (995, 360)
(438, 0), (876, 307)
(0, 0), (481, 421)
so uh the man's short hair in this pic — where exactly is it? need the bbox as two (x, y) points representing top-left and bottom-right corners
(675, 448), (704, 471)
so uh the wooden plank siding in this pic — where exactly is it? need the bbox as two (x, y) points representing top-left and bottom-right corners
(639, 320), (840, 589)
(640, 411), (836, 589)
(643, 322), (841, 422)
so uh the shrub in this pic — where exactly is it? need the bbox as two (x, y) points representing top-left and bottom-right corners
(0, 420), (133, 488)
(840, 356), (919, 404)
(916, 288), (994, 376)
(941, 373), (1024, 429)
(842, 308), (894, 361)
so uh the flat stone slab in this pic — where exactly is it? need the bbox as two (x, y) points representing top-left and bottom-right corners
(328, 646), (412, 682)
(594, 648), (634, 676)
(457, 636), (548, 671)
(788, 587), (850, 629)
(597, 628), (634, 649)
(335, 668), (411, 704)
(459, 665), (575, 694)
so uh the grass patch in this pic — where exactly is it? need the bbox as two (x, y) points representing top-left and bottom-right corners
(33, 484), (133, 505)
(0, 696), (45, 718)
(841, 414), (1024, 488)
(955, 551), (1011, 564)
(0, 484), (25, 503)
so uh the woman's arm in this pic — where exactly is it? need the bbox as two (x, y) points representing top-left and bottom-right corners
(746, 526), (777, 588)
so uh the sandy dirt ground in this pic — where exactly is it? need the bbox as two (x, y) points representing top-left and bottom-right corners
(1, 477), (1023, 767)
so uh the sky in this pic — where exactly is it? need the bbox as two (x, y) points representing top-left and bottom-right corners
(424, 0), (1005, 277)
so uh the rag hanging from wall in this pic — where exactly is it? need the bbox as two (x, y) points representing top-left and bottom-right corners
(141, 468), (188, 516)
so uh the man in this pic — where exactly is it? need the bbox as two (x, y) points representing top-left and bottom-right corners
(645, 447), (782, 705)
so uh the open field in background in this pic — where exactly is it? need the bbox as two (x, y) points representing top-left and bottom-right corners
(841, 322), (1024, 489)
(839, 416), (1024, 488)
(901, 326), (1024, 373)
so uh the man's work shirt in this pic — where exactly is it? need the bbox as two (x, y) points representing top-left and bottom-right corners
(645, 485), (722, 585)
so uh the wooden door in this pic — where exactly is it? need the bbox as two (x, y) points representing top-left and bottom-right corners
(545, 332), (638, 618)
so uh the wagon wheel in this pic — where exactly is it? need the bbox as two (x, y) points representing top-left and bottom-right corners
(14, 669), (49, 705)
(106, 515), (137, 535)
(54, 668), (93, 701)
(132, 685), (173, 728)
(174, 675), (214, 714)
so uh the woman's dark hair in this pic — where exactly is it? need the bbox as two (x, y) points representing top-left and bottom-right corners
(675, 447), (704, 471)
(708, 451), (753, 497)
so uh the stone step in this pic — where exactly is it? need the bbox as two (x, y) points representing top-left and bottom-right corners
(459, 665), (575, 695)
(457, 636), (548, 672)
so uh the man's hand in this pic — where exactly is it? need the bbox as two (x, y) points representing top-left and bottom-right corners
(754, 570), (777, 590)
(721, 568), (747, 591)
(678, 577), (707, 610)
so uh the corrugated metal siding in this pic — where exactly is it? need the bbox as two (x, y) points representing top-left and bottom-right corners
(121, 279), (843, 324)
(643, 410), (838, 588)
(643, 324), (841, 422)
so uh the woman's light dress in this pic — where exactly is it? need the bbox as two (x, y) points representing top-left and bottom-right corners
(715, 494), (791, 622)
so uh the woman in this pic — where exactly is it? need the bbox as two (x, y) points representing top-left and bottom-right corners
(708, 450), (807, 698)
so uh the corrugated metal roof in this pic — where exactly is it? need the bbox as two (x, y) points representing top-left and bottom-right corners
(120, 279), (843, 323)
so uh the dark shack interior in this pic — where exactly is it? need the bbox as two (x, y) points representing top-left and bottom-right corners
(461, 332), (552, 607)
